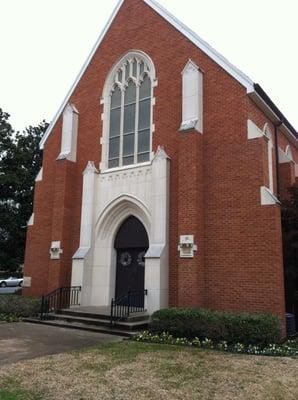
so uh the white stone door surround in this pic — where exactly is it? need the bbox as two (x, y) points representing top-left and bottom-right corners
(71, 146), (170, 314)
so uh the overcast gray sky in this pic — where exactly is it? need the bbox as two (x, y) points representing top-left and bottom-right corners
(0, 0), (297, 132)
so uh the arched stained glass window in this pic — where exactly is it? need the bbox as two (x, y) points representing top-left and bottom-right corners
(107, 56), (153, 169)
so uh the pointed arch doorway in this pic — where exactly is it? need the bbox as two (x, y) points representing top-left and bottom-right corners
(114, 216), (149, 305)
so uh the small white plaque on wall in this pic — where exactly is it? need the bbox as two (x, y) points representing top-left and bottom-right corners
(178, 235), (197, 258)
(22, 277), (32, 287)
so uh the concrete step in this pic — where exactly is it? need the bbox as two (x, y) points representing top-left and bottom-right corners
(23, 318), (138, 338)
(57, 308), (149, 323)
(46, 313), (149, 331)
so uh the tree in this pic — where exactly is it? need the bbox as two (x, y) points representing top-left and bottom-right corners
(0, 108), (48, 272)
(281, 186), (298, 320)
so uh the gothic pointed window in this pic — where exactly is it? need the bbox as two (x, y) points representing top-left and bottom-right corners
(106, 54), (154, 169)
(263, 124), (274, 193)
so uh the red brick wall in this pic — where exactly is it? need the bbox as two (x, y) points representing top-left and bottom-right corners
(279, 133), (298, 163)
(177, 131), (205, 307)
(278, 132), (297, 200)
(24, 0), (289, 329)
(279, 162), (296, 200)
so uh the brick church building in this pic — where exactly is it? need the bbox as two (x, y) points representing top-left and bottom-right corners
(23, 0), (298, 329)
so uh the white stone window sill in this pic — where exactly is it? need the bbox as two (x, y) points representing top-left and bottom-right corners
(56, 151), (76, 162)
(180, 119), (198, 131)
(260, 186), (281, 206)
(100, 161), (152, 175)
(57, 152), (70, 160)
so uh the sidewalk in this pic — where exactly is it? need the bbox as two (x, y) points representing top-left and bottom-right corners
(0, 322), (123, 365)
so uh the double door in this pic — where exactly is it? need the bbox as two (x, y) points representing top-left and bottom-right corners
(115, 247), (146, 306)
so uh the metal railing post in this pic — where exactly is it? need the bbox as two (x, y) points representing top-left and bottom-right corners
(110, 298), (114, 325)
(39, 286), (81, 320)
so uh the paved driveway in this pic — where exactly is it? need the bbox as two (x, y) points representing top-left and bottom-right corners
(0, 322), (123, 365)
(0, 287), (19, 295)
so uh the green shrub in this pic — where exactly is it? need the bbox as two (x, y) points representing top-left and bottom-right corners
(150, 308), (281, 346)
(0, 313), (20, 322)
(0, 295), (41, 318)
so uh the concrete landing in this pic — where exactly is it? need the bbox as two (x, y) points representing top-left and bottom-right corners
(65, 306), (111, 316)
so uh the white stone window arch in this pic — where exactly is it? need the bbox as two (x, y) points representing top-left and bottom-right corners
(180, 59), (203, 133)
(101, 51), (156, 170)
(263, 123), (274, 193)
(58, 103), (79, 162)
(285, 145), (293, 161)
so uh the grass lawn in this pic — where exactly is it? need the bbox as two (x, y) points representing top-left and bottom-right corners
(0, 341), (297, 400)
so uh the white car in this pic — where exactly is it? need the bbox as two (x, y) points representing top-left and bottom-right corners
(0, 277), (23, 288)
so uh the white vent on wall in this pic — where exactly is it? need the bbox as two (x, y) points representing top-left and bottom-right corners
(57, 103), (79, 162)
(180, 60), (203, 133)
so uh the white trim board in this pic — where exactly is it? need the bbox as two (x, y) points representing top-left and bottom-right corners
(144, 0), (254, 92)
(40, 0), (125, 149)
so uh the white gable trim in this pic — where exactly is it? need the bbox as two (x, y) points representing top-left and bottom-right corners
(40, 0), (296, 150)
(39, 0), (255, 150)
(39, 0), (125, 149)
(144, 0), (254, 92)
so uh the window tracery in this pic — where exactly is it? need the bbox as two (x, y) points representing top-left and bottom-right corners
(107, 56), (153, 169)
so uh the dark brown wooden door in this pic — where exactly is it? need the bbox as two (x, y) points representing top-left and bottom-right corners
(114, 216), (149, 307)
(115, 248), (146, 302)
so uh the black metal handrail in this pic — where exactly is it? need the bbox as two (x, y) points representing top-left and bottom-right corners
(40, 286), (81, 319)
(110, 289), (147, 324)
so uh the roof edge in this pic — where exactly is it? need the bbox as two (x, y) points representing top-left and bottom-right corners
(39, 0), (125, 149)
(248, 84), (298, 145)
(39, 0), (297, 149)
(144, 0), (254, 92)
(254, 84), (297, 138)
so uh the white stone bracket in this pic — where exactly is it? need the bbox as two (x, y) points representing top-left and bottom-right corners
(49, 241), (63, 260)
(178, 235), (198, 258)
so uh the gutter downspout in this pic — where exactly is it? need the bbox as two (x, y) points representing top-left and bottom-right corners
(274, 120), (283, 201)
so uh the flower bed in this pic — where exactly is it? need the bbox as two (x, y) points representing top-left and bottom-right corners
(134, 331), (298, 357)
